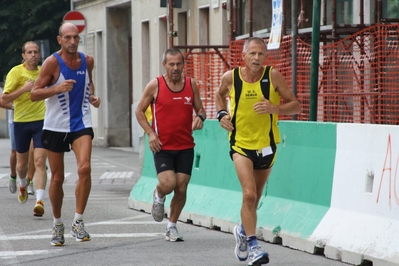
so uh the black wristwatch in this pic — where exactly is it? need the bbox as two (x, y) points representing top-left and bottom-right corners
(196, 114), (206, 122)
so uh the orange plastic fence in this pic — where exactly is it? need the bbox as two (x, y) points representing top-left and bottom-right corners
(184, 50), (230, 118)
(185, 24), (399, 125)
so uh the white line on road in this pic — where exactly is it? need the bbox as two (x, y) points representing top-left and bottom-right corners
(99, 171), (134, 179)
(0, 173), (73, 180)
(0, 233), (163, 241)
(1, 214), (162, 238)
(0, 249), (62, 259)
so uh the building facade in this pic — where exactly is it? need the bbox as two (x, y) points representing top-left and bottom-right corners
(71, 0), (391, 152)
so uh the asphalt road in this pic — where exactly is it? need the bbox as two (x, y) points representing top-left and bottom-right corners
(0, 138), (350, 266)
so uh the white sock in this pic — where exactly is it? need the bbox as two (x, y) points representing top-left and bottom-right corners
(74, 213), (83, 222)
(155, 190), (165, 203)
(54, 217), (63, 225)
(19, 178), (28, 188)
(167, 222), (176, 229)
(36, 189), (45, 201)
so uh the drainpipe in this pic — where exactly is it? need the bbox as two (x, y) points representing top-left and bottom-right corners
(332, 0), (336, 40)
(360, 0), (364, 25)
(291, 0), (297, 120)
(168, 0), (174, 47)
(310, 0), (321, 121)
(229, 0), (233, 41)
(248, 0), (253, 37)
(232, 0), (237, 39)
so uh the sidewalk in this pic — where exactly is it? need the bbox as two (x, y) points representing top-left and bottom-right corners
(0, 137), (143, 186)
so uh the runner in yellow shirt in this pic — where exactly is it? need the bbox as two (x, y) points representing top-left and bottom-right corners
(1, 41), (47, 217)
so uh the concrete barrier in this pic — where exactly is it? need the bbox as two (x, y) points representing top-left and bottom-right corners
(310, 123), (399, 266)
(128, 121), (399, 265)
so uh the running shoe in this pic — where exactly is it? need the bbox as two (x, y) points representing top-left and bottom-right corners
(8, 176), (16, 194)
(71, 219), (91, 242)
(151, 189), (165, 222)
(165, 226), (183, 242)
(33, 200), (45, 217)
(248, 245), (269, 266)
(27, 181), (35, 195)
(51, 223), (65, 246)
(18, 184), (28, 203)
(233, 225), (249, 261)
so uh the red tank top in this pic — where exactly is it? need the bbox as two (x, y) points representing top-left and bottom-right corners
(151, 76), (195, 150)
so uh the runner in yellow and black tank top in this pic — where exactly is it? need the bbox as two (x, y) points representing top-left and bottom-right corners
(229, 66), (281, 155)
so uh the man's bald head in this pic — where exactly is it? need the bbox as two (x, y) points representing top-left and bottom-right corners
(59, 22), (79, 37)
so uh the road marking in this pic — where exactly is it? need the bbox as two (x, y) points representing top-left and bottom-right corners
(1, 171), (135, 184)
(1, 214), (154, 237)
(0, 233), (163, 241)
(0, 249), (62, 259)
(99, 171), (134, 183)
(0, 173), (72, 180)
(99, 171), (131, 179)
(92, 158), (116, 168)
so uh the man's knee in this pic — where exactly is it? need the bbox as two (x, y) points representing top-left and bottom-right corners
(77, 162), (91, 176)
(242, 190), (257, 206)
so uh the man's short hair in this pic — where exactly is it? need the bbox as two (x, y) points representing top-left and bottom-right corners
(22, 41), (40, 53)
(243, 37), (266, 53)
(162, 48), (185, 64)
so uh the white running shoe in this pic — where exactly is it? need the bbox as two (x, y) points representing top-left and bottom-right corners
(165, 226), (183, 242)
(233, 225), (248, 261)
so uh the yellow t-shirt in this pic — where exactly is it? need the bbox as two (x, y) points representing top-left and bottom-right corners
(145, 105), (152, 122)
(229, 66), (281, 150)
(3, 64), (45, 122)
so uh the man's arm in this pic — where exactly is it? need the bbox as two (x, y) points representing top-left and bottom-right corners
(253, 68), (301, 115)
(135, 79), (157, 135)
(135, 79), (162, 152)
(191, 78), (206, 130)
(86, 55), (100, 108)
(0, 92), (13, 109)
(30, 55), (75, 102)
(271, 68), (301, 115)
(215, 70), (234, 132)
(1, 69), (34, 104)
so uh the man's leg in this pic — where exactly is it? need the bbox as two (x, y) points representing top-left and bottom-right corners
(164, 172), (190, 242)
(16, 151), (30, 203)
(47, 150), (65, 246)
(70, 135), (92, 242)
(233, 153), (271, 265)
(8, 122), (17, 193)
(32, 147), (47, 216)
(71, 135), (92, 215)
(14, 122), (33, 203)
(168, 173), (190, 223)
(10, 150), (16, 176)
(27, 141), (36, 195)
(233, 154), (258, 237)
(9, 149), (17, 193)
(47, 150), (65, 219)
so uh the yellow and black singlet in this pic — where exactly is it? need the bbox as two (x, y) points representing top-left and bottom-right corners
(229, 66), (281, 150)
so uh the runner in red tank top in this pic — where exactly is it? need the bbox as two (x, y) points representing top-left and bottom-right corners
(135, 48), (206, 241)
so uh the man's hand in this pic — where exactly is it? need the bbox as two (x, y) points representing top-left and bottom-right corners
(23, 79), (35, 92)
(192, 116), (204, 131)
(148, 132), (162, 153)
(58, 79), (76, 93)
(219, 114), (234, 132)
(253, 96), (278, 114)
(89, 95), (101, 108)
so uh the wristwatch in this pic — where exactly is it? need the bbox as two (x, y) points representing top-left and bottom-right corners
(196, 114), (205, 122)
